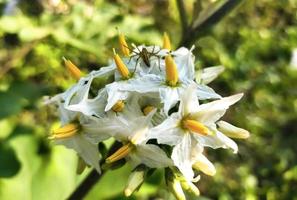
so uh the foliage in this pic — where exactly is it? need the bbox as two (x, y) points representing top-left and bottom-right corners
(0, 0), (296, 200)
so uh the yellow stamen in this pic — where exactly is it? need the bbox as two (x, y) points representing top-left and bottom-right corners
(119, 33), (130, 56)
(165, 55), (179, 86)
(113, 49), (130, 79)
(106, 143), (133, 164)
(142, 105), (155, 116)
(112, 100), (125, 112)
(182, 119), (211, 136)
(49, 123), (80, 139)
(63, 58), (82, 80)
(163, 32), (171, 50)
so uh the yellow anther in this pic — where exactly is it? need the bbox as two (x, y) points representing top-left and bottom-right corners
(63, 58), (82, 80)
(112, 100), (125, 112)
(182, 119), (211, 136)
(165, 55), (179, 86)
(142, 105), (155, 116)
(113, 49), (130, 79)
(106, 143), (133, 164)
(49, 123), (80, 139)
(119, 33), (130, 56)
(163, 32), (171, 50)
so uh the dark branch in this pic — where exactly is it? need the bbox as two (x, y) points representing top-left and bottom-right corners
(176, 0), (188, 38)
(67, 141), (121, 200)
(67, 169), (105, 200)
(179, 0), (244, 47)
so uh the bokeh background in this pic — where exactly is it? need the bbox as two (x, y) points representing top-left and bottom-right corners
(0, 0), (297, 199)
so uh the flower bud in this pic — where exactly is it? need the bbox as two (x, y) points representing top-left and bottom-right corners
(217, 121), (250, 139)
(168, 178), (186, 200)
(124, 168), (145, 197)
(180, 181), (200, 196)
(193, 154), (216, 176)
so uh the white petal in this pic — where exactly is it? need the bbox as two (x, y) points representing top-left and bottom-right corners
(216, 131), (238, 153)
(67, 89), (106, 117)
(55, 135), (101, 173)
(130, 144), (173, 168)
(147, 113), (183, 146)
(196, 65), (225, 84)
(171, 133), (195, 181)
(179, 84), (199, 116)
(173, 47), (195, 81)
(105, 82), (129, 111)
(129, 109), (157, 144)
(192, 93), (244, 125)
(121, 74), (163, 93)
(193, 130), (238, 153)
(160, 87), (180, 114)
(196, 84), (222, 100)
(82, 116), (129, 143)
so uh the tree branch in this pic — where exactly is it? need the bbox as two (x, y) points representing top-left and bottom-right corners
(179, 0), (244, 47)
(176, 0), (188, 38)
(67, 169), (105, 200)
(66, 141), (122, 200)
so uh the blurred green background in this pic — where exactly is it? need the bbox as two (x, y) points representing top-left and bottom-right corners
(0, 0), (297, 199)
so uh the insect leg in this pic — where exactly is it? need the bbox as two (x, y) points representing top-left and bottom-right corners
(133, 57), (140, 74)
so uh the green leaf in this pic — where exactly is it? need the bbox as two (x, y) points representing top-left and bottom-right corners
(0, 143), (21, 178)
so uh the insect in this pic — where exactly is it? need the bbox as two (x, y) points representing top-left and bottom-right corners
(125, 44), (162, 73)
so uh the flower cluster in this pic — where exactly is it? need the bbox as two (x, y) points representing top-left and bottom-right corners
(46, 33), (249, 199)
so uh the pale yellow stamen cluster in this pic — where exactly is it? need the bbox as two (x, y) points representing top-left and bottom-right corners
(105, 143), (133, 164)
(165, 55), (179, 86)
(112, 100), (125, 112)
(182, 119), (211, 136)
(113, 49), (130, 79)
(63, 58), (82, 80)
(49, 123), (80, 139)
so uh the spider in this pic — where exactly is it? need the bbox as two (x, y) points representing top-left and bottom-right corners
(125, 44), (162, 74)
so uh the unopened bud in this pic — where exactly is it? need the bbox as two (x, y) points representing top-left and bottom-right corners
(124, 169), (145, 197)
(168, 178), (186, 200)
(217, 121), (250, 139)
(180, 181), (200, 196)
(192, 154), (216, 176)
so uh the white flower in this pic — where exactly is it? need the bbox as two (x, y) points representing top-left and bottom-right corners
(147, 85), (245, 180)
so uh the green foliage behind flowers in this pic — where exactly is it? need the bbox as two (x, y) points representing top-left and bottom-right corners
(0, 0), (296, 200)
